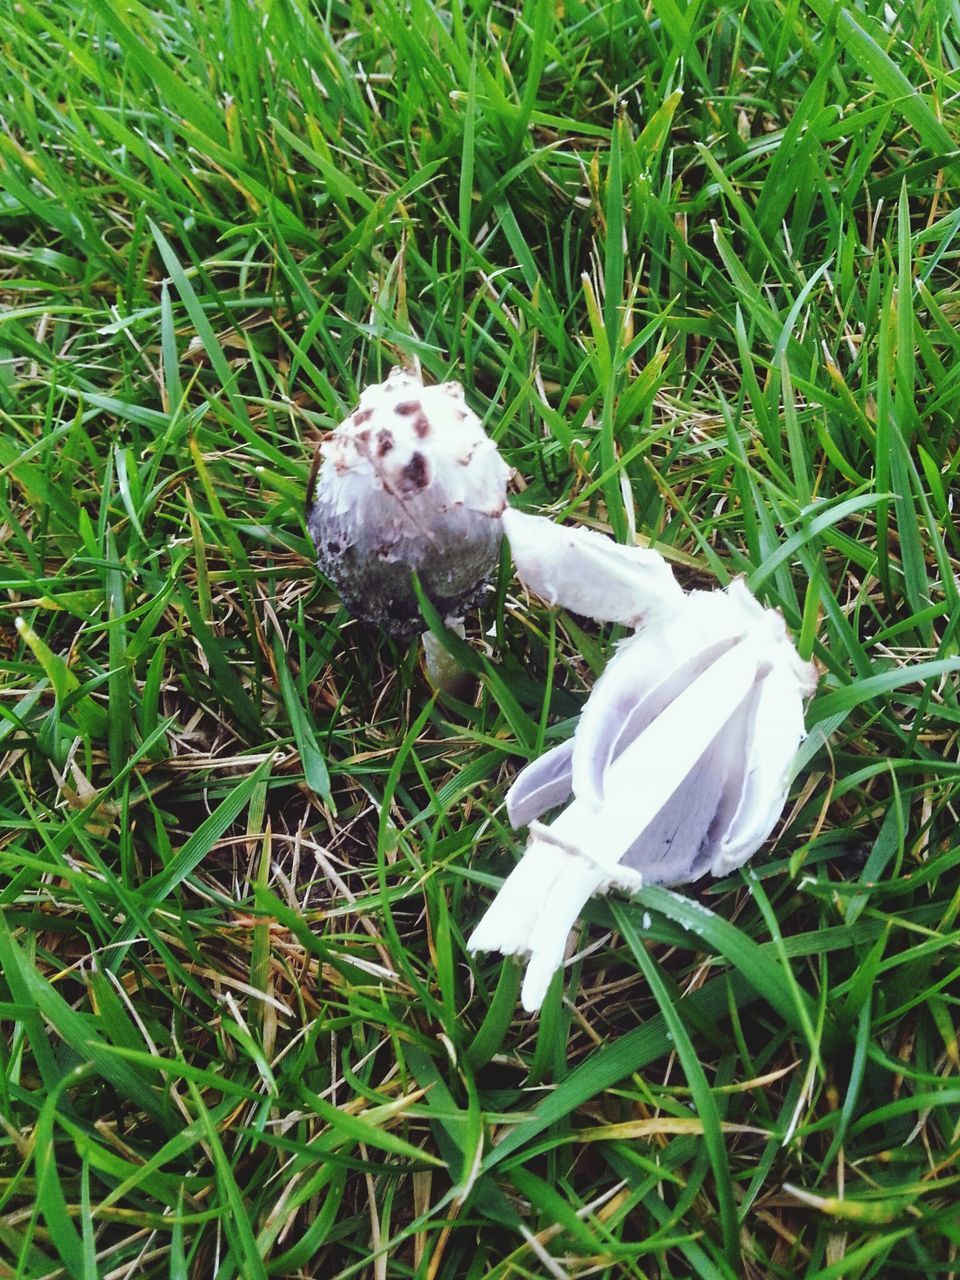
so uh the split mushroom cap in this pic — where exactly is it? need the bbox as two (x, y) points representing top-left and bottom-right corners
(471, 515), (818, 1013)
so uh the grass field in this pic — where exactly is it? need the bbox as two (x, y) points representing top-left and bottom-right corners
(2, 1), (960, 1276)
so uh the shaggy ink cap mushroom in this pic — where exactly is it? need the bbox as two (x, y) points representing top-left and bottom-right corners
(307, 368), (511, 637)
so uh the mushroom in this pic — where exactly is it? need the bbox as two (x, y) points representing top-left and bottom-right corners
(469, 514), (818, 1013)
(306, 374), (817, 1015)
(307, 368), (510, 637)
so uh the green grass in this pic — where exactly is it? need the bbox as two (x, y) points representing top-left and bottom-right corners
(1, 0), (959, 1275)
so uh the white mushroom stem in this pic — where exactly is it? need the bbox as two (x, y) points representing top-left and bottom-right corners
(502, 506), (684, 627)
(421, 619), (473, 697)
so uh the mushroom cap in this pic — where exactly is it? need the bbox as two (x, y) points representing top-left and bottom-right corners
(307, 368), (510, 636)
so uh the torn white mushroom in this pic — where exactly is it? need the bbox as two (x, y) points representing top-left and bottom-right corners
(469, 516), (818, 1013)
(307, 368), (510, 636)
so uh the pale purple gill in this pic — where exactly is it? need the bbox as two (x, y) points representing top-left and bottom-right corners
(469, 507), (818, 1013)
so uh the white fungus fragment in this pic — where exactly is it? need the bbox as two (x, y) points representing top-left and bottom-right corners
(470, 515), (818, 1013)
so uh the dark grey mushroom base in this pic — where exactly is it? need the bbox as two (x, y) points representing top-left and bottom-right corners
(309, 503), (503, 638)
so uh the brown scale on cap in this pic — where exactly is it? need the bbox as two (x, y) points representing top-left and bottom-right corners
(393, 400), (422, 416)
(413, 413), (430, 439)
(399, 451), (429, 493)
(354, 408), (373, 425)
(376, 428), (394, 456)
